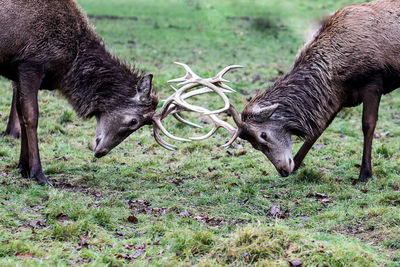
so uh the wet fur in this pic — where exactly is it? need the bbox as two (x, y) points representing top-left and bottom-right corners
(0, 0), (157, 184)
(0, 0), (157, 117)
(242, 0), (400, 181)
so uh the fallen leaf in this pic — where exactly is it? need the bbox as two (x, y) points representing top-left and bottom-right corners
(116, 250), (145, 260)
(77, 235), (90, 250)
(35, 220), (47, 228)
(179, 211), (190, 217)
(374, 131), (390, 139)
(127, 215), (138, 224)
(269, 206), (282, 216)
(239, 197), (249, 204)
(290, 259), (303, 267)
(131, 250), (144, 259)
(56, 156), (68, 161)
(31, 206), (45, 212)
(241, 252), (250, 258)
(56, 213), (69, 221)
(172, 179), (184, 186)
(269, 205), (288, 219)
(116, 231), (126, 237)
(314, 193), (328, 199)
(234, 150), (247, 157)
(312, 144), (323, 150)
(15, 252), (32, 260)
(137, 230), (147, 235)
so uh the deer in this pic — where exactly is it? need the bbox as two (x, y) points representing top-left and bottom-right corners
(231, 0), (400, 182)
(158, 0), (400, 183)
(0, 0), (158, 185)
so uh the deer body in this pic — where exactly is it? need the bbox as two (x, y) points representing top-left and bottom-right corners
(239, 0), (400, 181)
(0, 0), (158, 185)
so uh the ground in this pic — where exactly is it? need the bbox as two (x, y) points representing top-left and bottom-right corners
(0, 0), (399, 266)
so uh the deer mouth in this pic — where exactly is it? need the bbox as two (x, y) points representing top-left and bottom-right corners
(278, 168), (290, 177)
(92, 136), (109, 158)
(94, 150), (108, 158)
(275, 157), (294, 177)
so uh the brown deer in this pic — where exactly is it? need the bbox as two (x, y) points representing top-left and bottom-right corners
(157, 0), (400, 183)
(0, 0), (158, 185)
(230, 0), (400, 182)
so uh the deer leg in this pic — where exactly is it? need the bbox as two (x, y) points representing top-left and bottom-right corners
(14, 82), (29, 178)
(16, 64), (50, 186)
(293, 136), (319, 171)
(294, 112), (338, 172)
(358, 83), (382, 182)
(2, 82), (21, 139)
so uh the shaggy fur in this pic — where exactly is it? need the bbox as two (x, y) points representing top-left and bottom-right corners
(0, 0), (158, 185)
(0, 0), (157, 117)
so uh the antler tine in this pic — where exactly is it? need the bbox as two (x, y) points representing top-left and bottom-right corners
(221, 129), (240, 148)
(221, 104), (242, 147)
(190, 114), (236, 141)
(153, 117), (191, 142)
(181, 87), (233, 99)
(168, 62), (201, 85)
(211, 65), (243, 93)
(195, 79), (231, 115)
(172, 113), (203, 129)
(153, 124), (177, 151)
(215, 65), (243, 80)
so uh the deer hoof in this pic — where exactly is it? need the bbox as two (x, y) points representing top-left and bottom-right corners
(19, 165), (29, 178)
(1, 129), (21, 139)
(30, 173), (52, 186)
(358, 169), (373, 183)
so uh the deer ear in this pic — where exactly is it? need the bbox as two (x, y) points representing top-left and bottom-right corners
(252, 103), (279, 120)
(137, 74), (153, 100)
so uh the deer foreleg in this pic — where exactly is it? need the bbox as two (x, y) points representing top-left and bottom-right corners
(293, 136), (319, 172)
(16, 64), (50, 186)
(294, 111), (339, 172)
(358, 82), (382, 182)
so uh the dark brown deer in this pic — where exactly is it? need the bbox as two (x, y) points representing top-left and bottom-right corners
(0, 0), (158, 185)
(229, 0), (400, 182)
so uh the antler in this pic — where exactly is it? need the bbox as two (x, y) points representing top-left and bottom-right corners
(152, 62), (243, 150)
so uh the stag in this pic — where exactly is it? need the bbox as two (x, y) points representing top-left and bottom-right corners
(0, 0), (158, 185)
(226, 0), (400, 182)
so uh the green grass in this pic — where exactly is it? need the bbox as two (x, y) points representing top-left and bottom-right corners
(1, 0), (399, 266)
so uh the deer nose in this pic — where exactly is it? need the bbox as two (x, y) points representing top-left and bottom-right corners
(279, 168), (289, 177)
(94, 149), (107, 158)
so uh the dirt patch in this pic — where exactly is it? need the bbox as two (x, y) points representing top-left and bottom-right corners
(124, 199), (249, 227)
(53, 178), (104, 200)
(124, 199), (167, 217)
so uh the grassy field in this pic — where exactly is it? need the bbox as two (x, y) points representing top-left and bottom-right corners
(1, 0), (400, 266)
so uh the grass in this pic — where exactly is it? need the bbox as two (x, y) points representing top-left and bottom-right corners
(1, 0), (399, 265)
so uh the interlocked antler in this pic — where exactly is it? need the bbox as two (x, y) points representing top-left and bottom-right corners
(152, 62), (242, 150)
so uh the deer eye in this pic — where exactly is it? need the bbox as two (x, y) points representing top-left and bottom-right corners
(129, 119), (138, 126)
(260, 132), (268, 141)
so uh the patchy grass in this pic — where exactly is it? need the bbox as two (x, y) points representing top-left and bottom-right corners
(1, 0), (399, 266)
